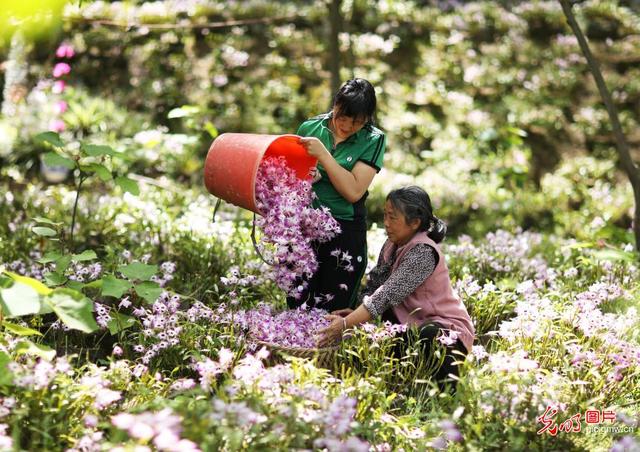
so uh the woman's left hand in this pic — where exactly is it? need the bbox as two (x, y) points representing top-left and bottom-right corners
(317, 315), (344, 348)
(298, 137), (330, 160)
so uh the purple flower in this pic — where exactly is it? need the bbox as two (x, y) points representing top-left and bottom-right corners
(55, 44), (75, 59)
(53, 100), (67, 114)
(53, 62), (71, 78)
(52, 80), (66, 94)
(49, 119), (65, 133)
(240, 304), (331, 348)
(254, 157), (340, 297)
(437, 329), (460, 346)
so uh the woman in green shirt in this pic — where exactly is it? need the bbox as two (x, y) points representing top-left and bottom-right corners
(287, 78), (386, 312)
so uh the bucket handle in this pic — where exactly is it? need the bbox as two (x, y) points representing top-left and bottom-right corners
(251, 213), (275, 266)
(211, 198), (274, 266)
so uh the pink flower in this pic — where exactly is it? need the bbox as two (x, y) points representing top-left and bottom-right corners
(53, 62), (71, 78)
(49, 119), (65, 132)
(55, 44), (75, 59)
(112, 345), (123, 356)
(54, 100), (67, 114)
(52, 80), (66, 94)
(437, 330), (460, 346)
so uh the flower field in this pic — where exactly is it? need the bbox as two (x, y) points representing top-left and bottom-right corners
(0, 177), (638, 451)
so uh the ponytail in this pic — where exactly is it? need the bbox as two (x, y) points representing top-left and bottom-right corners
(428, 216), (447, 244)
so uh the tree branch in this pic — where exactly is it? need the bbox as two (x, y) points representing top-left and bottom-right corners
(559, 0), (640, 252)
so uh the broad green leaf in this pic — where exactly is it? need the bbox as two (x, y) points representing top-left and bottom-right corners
(2, 321), (42, 336)
(72, 250), (97, 262)
(81, 143), (116, 157)
(118, 263), (157, 281)
(564, 242), (595, 250)
(55, 255), (72, 274)
(115, 176), (139, 195)
(44, 272), (67, 286)
(45, 288), (98, 333)
(0, 281), (51, 318)
(591, 249), (635, 263)
(83, 163), (112, 181)
(106, 311), (136, 335)
(83, 279), (103, 289)
(32, 226), (57, 237)
(3, 271), (52, 295)
(37, 251), (63, 264)
(35, 131), (64, 148)
(135, 281), (162, 303)
(43, 152), (75, 170)
(15, 340), (56, 361)
(102, 275), (132, 298)
(66, 281), (84, 292)
(0, 351), (12, 385)
(33, 217), (63, 226)
(0, 276), (11, 289)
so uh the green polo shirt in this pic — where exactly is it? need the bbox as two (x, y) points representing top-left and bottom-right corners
(297, 112), (386, 222)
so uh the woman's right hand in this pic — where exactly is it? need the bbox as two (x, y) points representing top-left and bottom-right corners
(331, 308), (353, 317)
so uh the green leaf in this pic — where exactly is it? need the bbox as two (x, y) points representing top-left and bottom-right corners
(55, 255), (72, 274)
(117, 263), (157, 281)
(33, 217), (63, 226)
(0, 281), (51, 318)
(45, 288), (98, 333)
(43, 152), (75, 170)
(168, 105), (200, 119)
(115, 176), (140, 195)
(35, 131), (64, 148)
(0, 351), (13, 385)
(83, 279), (103, 289)
(3, 271), (53, 295)
(2, 321), (42, 336)
(591, 249), (635, 263)
(135, 281), (162, 303)
(44, 271), (67, 286)
(15, 340), (56, 361)
(32, 226), (57, 237)
(106, 311), (137, 335)
(204, 121), (219, 138)
(102, 275), (132, 298)
(72, 250), (97, 262)
(66, 281), (84, 292)
(37, 251), (63, 264)
(81, 143), (116, 157)
(83, 163), (112, 181)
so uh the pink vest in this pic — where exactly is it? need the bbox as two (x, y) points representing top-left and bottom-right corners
(379, 231), (475, 353)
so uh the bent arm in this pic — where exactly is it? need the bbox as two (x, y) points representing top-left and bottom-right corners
(318, 158), (377, 203)
(363, 244), (437, 318)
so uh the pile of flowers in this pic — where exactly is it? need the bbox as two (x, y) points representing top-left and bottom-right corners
(238, 303), (331, 349)
(254, 156), (340, 298)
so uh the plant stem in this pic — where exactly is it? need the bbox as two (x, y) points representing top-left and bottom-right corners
(70, 173), (85, 251)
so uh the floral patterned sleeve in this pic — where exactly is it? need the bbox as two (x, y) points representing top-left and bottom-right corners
(362, 244), (437, 318)
(356, 246), (389, 303)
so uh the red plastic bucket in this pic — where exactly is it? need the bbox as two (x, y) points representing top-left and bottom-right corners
(204, 133), (317, 213)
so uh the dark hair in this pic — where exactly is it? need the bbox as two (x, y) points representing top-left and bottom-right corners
(332, 78), (377, 124)
(386, 186), (447, 243)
